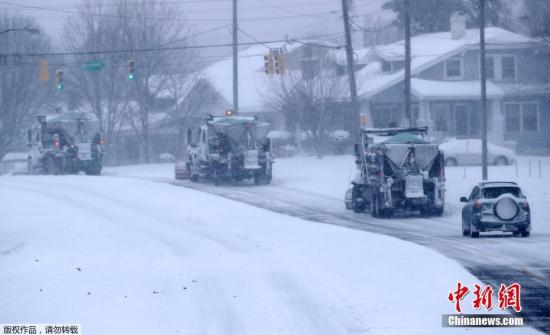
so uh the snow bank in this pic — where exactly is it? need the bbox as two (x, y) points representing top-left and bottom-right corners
(0, 175), (538, 334)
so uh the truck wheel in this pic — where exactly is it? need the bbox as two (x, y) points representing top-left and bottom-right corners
(433, 206), (444, 217)
(352, 193), (365, 213)
(45, 156), (61, 175)
(85, 165), (102, 176)
(212, 168), (221, 186)
(470, 221), (480, 238)
(370, 192), (379, 218)
(381, 208), (393, 218)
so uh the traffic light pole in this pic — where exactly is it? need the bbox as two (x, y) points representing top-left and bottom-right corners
(341, 0), (365, 168)
(232, 0), (239, 114)
(480, 0), (488, 180)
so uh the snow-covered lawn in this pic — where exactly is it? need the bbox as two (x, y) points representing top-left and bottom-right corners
(0, 174), (540, 334)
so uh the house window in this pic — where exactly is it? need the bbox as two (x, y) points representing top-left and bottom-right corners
(485, 57), (495, 80)
(445, 58), (462, 79)
(502, 56), (516, 81)
(522, 103), (538, 132)
(504, 104), (520, 132)
(430, 103), (451, 132)
(381, 60), (391, 73)
(504, 102), (539, 133)
(372, 105), (401, 128)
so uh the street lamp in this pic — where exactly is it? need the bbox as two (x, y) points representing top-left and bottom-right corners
(0, 26), (40, 37)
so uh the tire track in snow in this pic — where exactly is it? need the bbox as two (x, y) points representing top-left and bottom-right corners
(0, 180), (220, 257)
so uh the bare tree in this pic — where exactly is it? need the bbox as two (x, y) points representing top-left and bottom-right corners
(64, 0), (196, 163)
(0, 12), (51, 160)
(63, 0), (132, 164)
(120, 0), (195, 163)
(263, 47), (345, 158)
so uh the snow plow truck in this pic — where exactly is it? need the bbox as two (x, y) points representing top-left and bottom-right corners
(345, 127), (445, 217)
(179, 113), (273, 185)
(27, 111), (104, 175)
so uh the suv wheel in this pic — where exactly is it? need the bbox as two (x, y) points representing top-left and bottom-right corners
(462, 216), (470, 236)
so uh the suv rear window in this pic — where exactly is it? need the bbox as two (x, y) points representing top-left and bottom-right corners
(482, 187), (521, 199)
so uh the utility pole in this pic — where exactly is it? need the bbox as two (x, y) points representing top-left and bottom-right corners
(341, 0), (365, 166)
(404, 0), (412, 127)
(232, 0), (239, 114)
(480, 0), (488, 180)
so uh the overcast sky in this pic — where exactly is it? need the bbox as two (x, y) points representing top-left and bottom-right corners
(4, 0), (386, 47)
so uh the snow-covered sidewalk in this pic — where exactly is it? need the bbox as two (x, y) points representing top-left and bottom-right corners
(0, 175), (539, 334)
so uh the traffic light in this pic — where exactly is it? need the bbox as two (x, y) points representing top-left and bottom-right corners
(277, 50), (285, 75)
(264, 51), (274, 75)
(39, 59), (49, 81)
(127, 59), (135, 80)
(360, 113), (368, 128)
(273, 48), (286, 75)
(55, 69), (63, 92)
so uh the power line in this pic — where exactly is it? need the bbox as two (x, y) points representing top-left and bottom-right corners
(349, 17), (395, 33)
(253, 0), (340, 18)
(155, 24), (230, 48)
(0, 29), (349, 58)
(0, 1), (342, 23)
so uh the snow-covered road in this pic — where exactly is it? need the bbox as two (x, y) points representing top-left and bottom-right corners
(103, 155), (550, 333)
(0, 173), (541, 334)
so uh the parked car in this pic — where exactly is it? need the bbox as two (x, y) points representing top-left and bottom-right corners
(460, 181), (531, 238)
(440, 139), (516, 166)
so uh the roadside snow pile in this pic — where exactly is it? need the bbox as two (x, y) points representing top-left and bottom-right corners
(0, 176), (537, 335)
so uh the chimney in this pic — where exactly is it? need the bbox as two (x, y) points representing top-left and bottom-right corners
(450, 12), (466, 40)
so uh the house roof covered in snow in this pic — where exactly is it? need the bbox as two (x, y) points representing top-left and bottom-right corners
(202, 41), (306, 114)
(357, 27), (535, 98)
(411, 78), (504, 100)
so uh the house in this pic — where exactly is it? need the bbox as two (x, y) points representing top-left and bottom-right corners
(356, 14), (550, 154)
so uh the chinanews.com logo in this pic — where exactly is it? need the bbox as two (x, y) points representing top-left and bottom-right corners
(442, 282), (525, 327)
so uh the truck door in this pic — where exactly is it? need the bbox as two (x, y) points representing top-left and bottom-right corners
(198, 127), (209, 160)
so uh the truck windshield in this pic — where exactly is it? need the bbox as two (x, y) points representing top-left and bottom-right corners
(482, 187), (521, 199)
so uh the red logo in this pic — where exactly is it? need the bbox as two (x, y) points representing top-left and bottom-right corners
(448, 282), (470, 313)
(448, 282), (522, 313)
(473, 284), (494, 310)
(498, 283), (522, 312)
